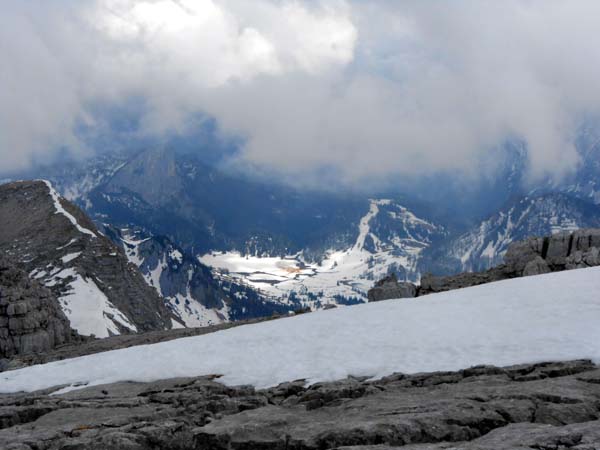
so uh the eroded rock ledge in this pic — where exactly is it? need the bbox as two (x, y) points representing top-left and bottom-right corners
(1, 360), (599, 449)
(0, 258), (72, 360)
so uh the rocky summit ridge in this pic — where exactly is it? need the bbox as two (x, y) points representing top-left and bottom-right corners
(0, 180), (172, 338)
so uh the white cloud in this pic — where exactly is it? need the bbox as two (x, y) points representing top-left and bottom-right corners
(1, 0), (600, 184)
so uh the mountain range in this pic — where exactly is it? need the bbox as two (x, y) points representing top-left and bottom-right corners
(3, 125), (600, 323)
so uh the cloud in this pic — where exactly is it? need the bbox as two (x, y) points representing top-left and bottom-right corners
(1, 0), (600, 184)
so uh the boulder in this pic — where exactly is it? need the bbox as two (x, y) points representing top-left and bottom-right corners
(543, 231), (573, 265)
(367, 274), (417, 302)
(503, 237), (545, 275)
(522, 256), (551, 277)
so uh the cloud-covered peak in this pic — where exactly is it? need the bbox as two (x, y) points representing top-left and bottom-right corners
(1, 0), (599, 185)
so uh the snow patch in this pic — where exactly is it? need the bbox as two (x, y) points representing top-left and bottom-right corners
(169, 249), (183, 264)
(61, 252), (81, 264)
(56, 239), (78, 250)
(58, 273), (137, 338)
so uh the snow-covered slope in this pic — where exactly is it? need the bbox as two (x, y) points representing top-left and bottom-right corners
(200, 199), (444, 306)
(3, 266), (598, 394)
(444, 194), (600, 272)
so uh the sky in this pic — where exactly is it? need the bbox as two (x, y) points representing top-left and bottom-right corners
(2, 0), (600, 185)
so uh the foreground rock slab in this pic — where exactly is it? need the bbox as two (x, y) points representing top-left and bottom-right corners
(1, 360), (599, 449)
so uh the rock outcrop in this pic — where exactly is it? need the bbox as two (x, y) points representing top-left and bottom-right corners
(1, 360), (599, 449)
(369, 229), (600, 300)
(0, 181), (173, 337)
(506, 228), (600, 271)
(0, 258), (71, 360)
(368, 274), (417, 302)
(418, 266), (507, 296)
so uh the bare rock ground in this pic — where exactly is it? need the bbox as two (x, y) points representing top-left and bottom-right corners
(1, 360), (599, 449)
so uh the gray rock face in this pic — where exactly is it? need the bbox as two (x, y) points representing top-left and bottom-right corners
(522, 256), (551, 276)
(503, 237), (546, 275)
(0, 181), (172, 336)
(0, 258), (71, 359)
(506, 228), (600, 273)
(1, 360), (599, 449)
(418, 266), (507, 296)
(368, 274), (417, 302)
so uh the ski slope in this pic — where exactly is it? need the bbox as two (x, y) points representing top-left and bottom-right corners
(2, 267), (600, 394)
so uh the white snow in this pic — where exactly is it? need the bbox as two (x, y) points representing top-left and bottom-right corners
(200, 252), (307, 280)
(147, 255), (166, 294)
(165, 269), (229, 327)
(166, 292), (228, 328)
(169, 249), (183, 264)
(354, 200), (380, 250)
(41, 180), (97, 238)
(61, 252), (81, 264)
(58, 273), (137, 338)
(44, 268), (77, 287)
(2, 267), (599, 394)
(56, 239), (78, 250)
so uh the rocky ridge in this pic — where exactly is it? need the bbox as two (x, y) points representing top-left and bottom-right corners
(369, 228), (600, 301)
(0, 181), (172, 337)
(1, 360), (599, 449)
